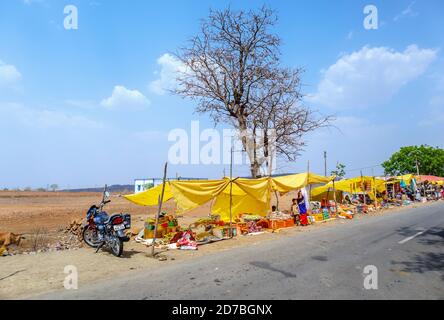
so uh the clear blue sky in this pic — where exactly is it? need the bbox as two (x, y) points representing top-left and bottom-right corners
(0, 0), (443, 189)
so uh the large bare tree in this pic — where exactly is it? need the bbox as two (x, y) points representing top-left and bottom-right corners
(174, 6), (332, 177)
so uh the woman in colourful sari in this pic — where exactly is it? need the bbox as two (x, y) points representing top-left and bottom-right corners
(297, 190), (308, 226)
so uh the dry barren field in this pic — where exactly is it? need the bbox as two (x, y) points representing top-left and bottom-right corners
(0, 190), (213, 235)
(0, 190), (216, 254)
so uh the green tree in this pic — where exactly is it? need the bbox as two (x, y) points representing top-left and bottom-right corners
(50, 184), (59, 192)
(331, 163), (346, 179)
(143, 182), (154, 190)
(382, 145), (444, 176)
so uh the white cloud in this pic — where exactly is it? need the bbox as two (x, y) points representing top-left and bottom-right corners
(308, 45), (437, 109)
(0, 102), (103, 129)
(0, 60), (22, 87)
(100, 85), (150, 110)
(149, 53), (185, 95)
(394, 1), (418, 22)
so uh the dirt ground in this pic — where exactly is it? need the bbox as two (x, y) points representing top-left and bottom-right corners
(0, 191), (213, 235)
(0, 190), (435, 299)
(0, 190), (297, 251)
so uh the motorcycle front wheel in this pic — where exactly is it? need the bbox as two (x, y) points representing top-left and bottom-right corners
(110, 237), (123, 257)
(82, 226), (101, 248)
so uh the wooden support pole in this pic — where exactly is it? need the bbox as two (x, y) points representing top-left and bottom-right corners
(373, 176), (377, 209)
(333, 179), (338, 213)
(274, 190), (279, 211)
(150, 162), (168, 257)
(307, 160), (312, 199)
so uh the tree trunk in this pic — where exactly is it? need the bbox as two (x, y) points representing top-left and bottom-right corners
(238, 116), (261, 178)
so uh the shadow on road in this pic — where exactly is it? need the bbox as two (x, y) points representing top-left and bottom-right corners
(392, 227), (444, 280)
(250, 261), (297, 278)
(392, 252), (444, 280)
(396, 225), (425, 237)
(416, 227), (444, 246)
(120, 249), (144, 259)
(311, 255), (328, 261)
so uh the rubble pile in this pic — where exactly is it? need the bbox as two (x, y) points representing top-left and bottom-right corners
(65, 219), (84, 242)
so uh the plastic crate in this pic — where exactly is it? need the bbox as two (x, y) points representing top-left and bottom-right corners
(270, 220), (286, 229)
(284, 219), (295, 227)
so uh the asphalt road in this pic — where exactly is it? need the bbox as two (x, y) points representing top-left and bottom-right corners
(36, 202), (444, 300)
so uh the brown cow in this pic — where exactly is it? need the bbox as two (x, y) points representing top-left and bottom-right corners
(0, 232), (23, 255)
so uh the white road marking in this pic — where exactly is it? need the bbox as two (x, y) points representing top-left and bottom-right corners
(398, 231), (426, 244)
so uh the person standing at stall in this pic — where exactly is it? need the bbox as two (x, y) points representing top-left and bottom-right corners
(291, 198), (301, 225)
(297, 190), (308, 226)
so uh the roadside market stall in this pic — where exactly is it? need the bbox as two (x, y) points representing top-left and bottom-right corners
(123, 172), (333, 248)
(311, 176), (387, 218)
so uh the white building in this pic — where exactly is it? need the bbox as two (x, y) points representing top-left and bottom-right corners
(134, 179), (161, 193)
(134, 177), (208, 193)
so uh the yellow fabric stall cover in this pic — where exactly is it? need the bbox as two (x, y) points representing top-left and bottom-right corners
(124, 172), (332, 221)
(208, 178), (271, 221)
(395, 174), (414, 185)
(169, 179), (230, 213)
(234, 177), (271, 203)
(311, 190), (343, 202)
(311, 176), (386, 200)
(123, 183), (173, 206)
(271, 173), (333, 195)
(169, 177), (272, 220)
(212, 193), (270, 221)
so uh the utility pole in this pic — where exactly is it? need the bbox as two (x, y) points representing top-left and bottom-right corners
(308, 160), (312, 200)
(324, 151), (327, 177)
(415, 158), (420, 175)
(229, 145), (233, 238)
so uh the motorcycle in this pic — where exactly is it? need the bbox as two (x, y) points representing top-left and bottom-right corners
(82, 186), (131, 257)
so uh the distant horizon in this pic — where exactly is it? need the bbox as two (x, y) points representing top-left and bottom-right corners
(3, 170), (437, 191)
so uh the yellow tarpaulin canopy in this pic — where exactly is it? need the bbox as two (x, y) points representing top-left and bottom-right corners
(311, 190), (342, 202)
(124, 172), (333, 221)
(123, 182), (173, 206)
(170, 179), (231, 213)
(271, 172), (333, 195)
(311, 176), (386, 200)
(396, 174), (414, 185)
(212, 192), (270, 219)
